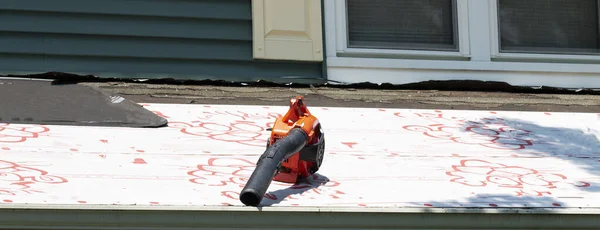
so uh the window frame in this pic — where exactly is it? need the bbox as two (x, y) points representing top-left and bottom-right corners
(489, 0), (600, 62)
(333, 0), (471, 60)
(324, 0), (600, 77)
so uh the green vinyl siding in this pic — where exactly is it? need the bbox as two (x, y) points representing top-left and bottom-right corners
(0, 0), (324, 83)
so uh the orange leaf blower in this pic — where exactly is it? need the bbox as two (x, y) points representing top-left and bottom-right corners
(239, 96), (325, 207)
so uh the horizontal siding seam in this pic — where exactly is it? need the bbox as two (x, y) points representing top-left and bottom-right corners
(0, 31), (252, 42)
(0, 52), (256, 62)
(0, 9), (251, 21)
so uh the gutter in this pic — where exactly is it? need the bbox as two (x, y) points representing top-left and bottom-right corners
(0, 204), (598, 229)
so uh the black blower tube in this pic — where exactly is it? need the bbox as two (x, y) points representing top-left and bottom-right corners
(240, 128), (308, 206)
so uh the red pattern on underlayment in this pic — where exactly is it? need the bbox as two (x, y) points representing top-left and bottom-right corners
(0, 160), (68, 195)
(141, 104), (170, 118)
(169, 110), (283, 147)
(0, 123), (49, 143)
(184, 157), (345, 201)
(151, 111), (170, 119)
(401, 111), (535, 150)
(446, 159), (590, 196)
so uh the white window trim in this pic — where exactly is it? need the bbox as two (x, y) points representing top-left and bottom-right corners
(325, 0), (600, 76)
(488, 0), (600, 62)
(333, 0), (471, 60)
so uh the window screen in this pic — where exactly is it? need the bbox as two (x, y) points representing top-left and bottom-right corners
(498, 0), (600, 55)
(346, 0), (458, 51)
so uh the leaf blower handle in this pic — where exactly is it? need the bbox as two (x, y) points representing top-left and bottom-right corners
(239, 128), (309, 207)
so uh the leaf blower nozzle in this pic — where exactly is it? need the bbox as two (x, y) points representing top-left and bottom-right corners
(240, 128), (308, 206)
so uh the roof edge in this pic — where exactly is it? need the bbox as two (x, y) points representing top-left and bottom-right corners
(0, 204), (598, 229)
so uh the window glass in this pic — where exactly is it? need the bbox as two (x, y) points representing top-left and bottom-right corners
(346, 0), (458, 51)
(498, 0), (600, 55)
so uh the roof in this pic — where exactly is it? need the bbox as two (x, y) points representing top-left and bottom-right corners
(1, 103), (599, 228)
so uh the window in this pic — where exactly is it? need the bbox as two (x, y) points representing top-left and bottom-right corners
(346, 0), (459, 52)
(332, 0), (470, 59)
(325, 0), (600, 78)
(495, 0), (600, 56)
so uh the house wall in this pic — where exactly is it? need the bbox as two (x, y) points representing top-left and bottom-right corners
(325, 0), (600, 89)
(0, 0), (325, 83)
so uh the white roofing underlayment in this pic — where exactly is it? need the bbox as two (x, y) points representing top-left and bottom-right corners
(0, 103), (599, 228)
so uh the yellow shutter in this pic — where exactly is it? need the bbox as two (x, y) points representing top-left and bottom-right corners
(252, 0), (323, 62)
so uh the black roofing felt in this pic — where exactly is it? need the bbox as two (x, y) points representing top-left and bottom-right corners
(3, 71), (598, 94)
(0, 78), (167, 128)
